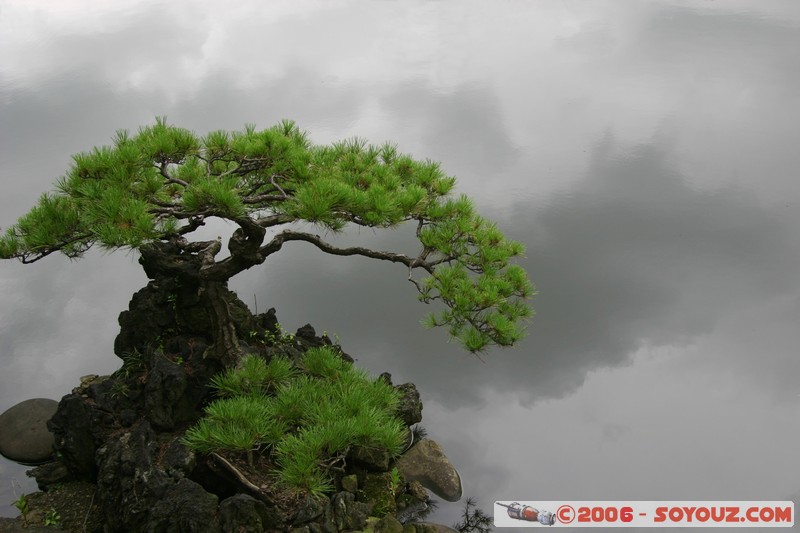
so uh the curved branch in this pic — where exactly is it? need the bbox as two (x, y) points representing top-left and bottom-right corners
(217, 157), (272, 178)
(269, 174), (289, 198)
(157, 162), (189, 188)
(259, 230), (436, 274)
(196, 217), (267, 281)
(209, 453), (275, 506)
(241, 194), (287, 205)
(16, 232), (94, 264)
(177, 216), (206, 235)
(139, 237), (221, 280)
(255, 214), (294, 228)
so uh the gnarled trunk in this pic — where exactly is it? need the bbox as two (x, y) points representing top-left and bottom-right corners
(200, 279), (243, 367)
(115, 237), (255, 368)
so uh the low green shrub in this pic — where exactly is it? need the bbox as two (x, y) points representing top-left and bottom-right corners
(301, 345), (350, 379)
(183, 347), (405, 497)
(210, 354), (296, 397)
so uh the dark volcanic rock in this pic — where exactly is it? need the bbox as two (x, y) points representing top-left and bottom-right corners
(47, 394), (102, 478)
(114, 279), (181, 360)
(162, 436), (196, 477)
(295, 323), (319, 341)
(395, 383), (423, 426)
(293, 494), (329, 525)
(29, 281), (444, 532)
(331, 491), (369, 531)
(349, 445), (391, 472)
(147, 478), (220, 532)
(144, 351), (202, 430)
(0, 398), (57, 464)
(219, 494), (270, 533)
(95, 421), (166, 529)
(93, 420), (221, 532)
(26, 461), (71, 490)
(114, 275), (256, 362)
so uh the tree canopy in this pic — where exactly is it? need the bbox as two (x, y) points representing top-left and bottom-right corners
(0, 118), (534, 353)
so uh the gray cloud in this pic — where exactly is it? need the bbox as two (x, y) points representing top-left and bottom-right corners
(378, 83), (522, 175)
(231, 130), (800, 412)
(633, 4), (800, 88)
(2, 1), (799, 523)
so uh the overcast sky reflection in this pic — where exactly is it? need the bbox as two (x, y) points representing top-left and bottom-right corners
(1, 1), (799, 529)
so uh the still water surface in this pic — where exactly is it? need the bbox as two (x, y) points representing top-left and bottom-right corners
(2, 2), (799, 530)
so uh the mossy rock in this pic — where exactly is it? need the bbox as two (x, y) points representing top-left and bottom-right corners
(358, 472), (396, 518)
(341, 474), (358, 493)
(362, 516), (381, 533)
(374, 515), (404, 533)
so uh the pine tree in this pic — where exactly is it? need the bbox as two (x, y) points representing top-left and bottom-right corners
(0, 118), (534, 365)
(453, 498), (493, 533)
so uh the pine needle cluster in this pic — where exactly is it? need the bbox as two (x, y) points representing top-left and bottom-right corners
(1, 119), (534, 353)
(183, 349), (405, 498)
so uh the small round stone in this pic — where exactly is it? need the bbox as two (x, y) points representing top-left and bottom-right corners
(0, 398), (58, 464)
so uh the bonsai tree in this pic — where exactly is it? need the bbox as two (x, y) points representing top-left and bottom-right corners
(0, 118), (533, 365)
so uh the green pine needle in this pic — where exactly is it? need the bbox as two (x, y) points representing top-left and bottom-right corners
(1, 118), (534, 353)
(184, 345), (406, 497)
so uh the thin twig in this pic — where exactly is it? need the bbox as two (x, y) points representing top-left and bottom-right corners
(269, 174), (289, 198)
(82, 489), (96, 533)
(210, 452), (275, 506)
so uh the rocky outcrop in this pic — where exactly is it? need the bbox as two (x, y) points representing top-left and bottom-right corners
(395, 383), (423, 426)
(349, 445), (391, 472)
(331, 491), (370, 531)
(147, 478), (221, 532)
(94, 420), (209, 531)
(113, 275), (257, 365)
(219, 494), (271, 533)
(14, 279), (461, 532)
(396, 439), (463, 502)
(31, 331), (441, 531)
(0, 398), (58, 464)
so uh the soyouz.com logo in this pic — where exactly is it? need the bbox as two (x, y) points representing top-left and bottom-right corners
(493, 501), (794, 527)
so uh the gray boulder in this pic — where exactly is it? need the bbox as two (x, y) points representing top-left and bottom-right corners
(0, 398), (57, 464)
(395, 439), (462, 502)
